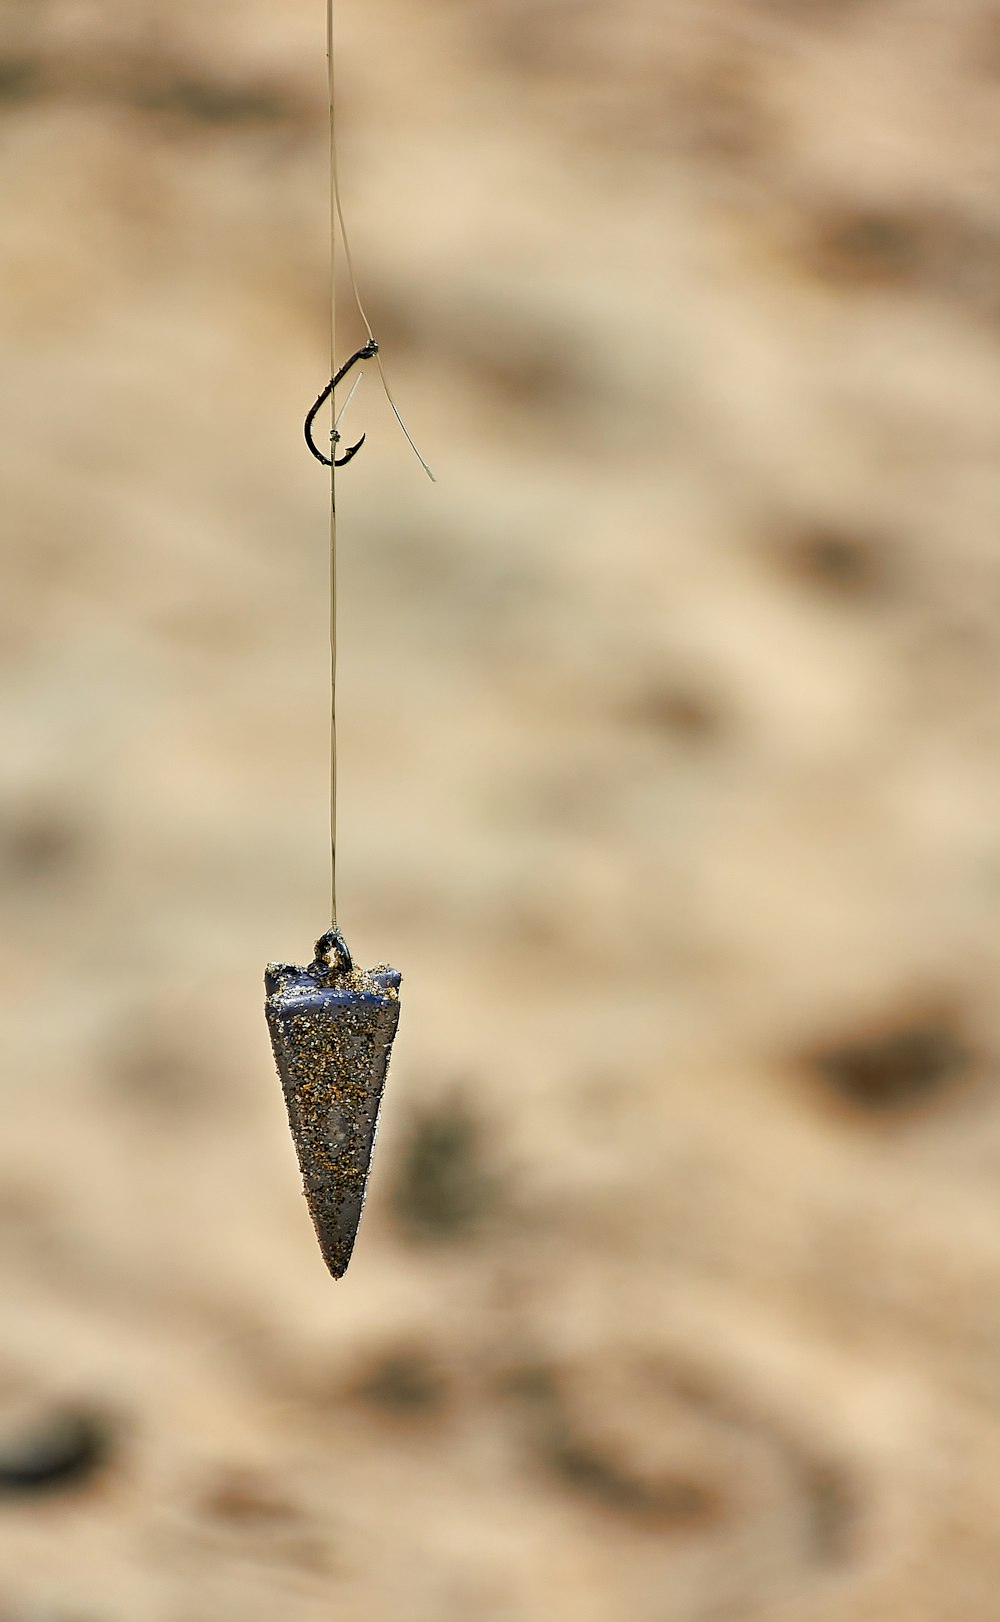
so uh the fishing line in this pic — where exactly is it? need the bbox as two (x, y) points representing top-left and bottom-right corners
(331, 158), (436, 483)
(325, 5), (434, 927)
(334, 370), (365, 435)
(327, 0), (338, 927)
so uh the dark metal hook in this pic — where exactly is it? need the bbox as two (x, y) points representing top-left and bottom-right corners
(304, 339), (379, 468)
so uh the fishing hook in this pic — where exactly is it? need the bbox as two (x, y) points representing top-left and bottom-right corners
(304, 339), (379, 468)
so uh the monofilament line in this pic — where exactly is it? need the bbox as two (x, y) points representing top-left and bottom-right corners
(327, 4), (435, 924)
(327, 0), (339, 929)
(331, 124), (436, 482)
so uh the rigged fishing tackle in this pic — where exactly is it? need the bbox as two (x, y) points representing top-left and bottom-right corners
(267, 5), (435, 1283)
(269, 348), (403, 1277)
(271, 315), (424, 1280)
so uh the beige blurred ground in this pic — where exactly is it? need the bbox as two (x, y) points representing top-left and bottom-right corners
(2, 0), (1000, 1617)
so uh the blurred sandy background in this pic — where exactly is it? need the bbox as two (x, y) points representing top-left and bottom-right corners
(3, 0), (1000, 1617)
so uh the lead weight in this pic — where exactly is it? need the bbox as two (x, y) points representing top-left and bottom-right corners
(265, 928), (401, 1279)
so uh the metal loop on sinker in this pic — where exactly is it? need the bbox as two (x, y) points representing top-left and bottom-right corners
(312, 927), (354, 976)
